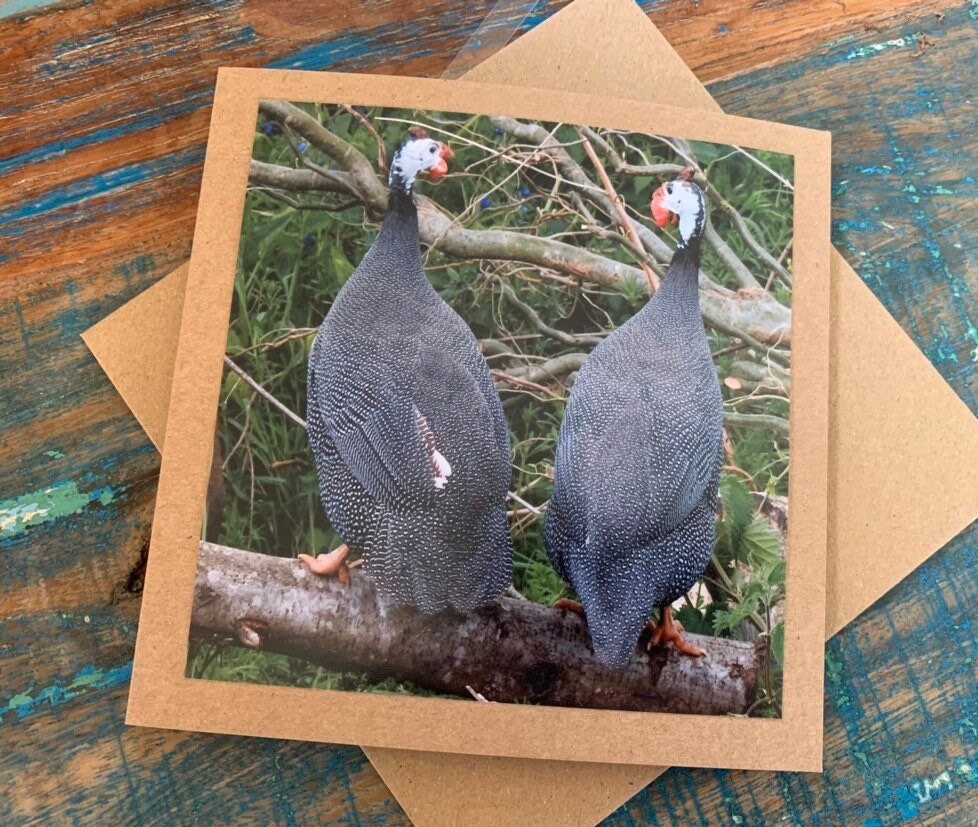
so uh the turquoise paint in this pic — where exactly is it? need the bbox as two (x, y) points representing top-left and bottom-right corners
(0, 480), (117, 539)
(0, 662), (133, 723)
(832, 219), (875, 233)
(841, 34), (920, 63)
(0, 146), (204, 237)
(0, 89), (212, 179)
(0, 0), (60, 22)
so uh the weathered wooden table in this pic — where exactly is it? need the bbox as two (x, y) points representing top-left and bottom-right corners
(2, 1), (976, 824)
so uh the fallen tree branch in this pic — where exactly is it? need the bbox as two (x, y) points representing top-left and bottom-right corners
(505, 352), (587, 384)
(723, 411), (790, 436)
(192, 542), (760, 715)
(256, 102), (792, 347)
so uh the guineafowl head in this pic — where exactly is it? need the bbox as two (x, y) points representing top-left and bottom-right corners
(651, 168), (707, 247)
(389, 127), (454, 194)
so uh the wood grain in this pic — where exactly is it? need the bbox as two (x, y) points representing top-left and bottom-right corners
(1, 0), (975, 824)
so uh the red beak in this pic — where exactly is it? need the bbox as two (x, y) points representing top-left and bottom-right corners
(651, 185), (678, 229)
(428, 142), (454, 182)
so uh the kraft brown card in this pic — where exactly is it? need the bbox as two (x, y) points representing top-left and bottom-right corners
(82, 0), (978, 823)
(115, 62), (831, 772)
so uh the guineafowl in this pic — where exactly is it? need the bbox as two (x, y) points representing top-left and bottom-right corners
(301, 128), (513, 615)
(545, 169), (723, 667)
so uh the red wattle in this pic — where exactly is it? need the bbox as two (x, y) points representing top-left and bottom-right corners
(428, 158), (449, 182)
(651, 187), (672, 228)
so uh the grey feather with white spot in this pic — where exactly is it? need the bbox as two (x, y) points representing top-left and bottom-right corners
(306, 135), (513, 615)
(545, 179), (724, 668)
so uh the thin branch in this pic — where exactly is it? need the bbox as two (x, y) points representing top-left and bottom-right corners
(504, 352), (587, 385)
(507, 491), (543, 515)
(732, 146), (795, 191)
(223, 356), (307, 429)
(579, 131), (659, 292)
(341, 104), (387, 172)
(496, 277), (601, 346)
(249, 160), (354, 195)
(711, 192), (791, 284)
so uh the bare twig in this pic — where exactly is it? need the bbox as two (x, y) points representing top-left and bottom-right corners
(224, 356), (307, 429)
(580, 131), (659, 292)
(341, 104), (387, 171)
(504, 353), (587, 385)
(250, 160), (354, 195)
(507, 490), (543, 515)
(496, 277), (602, 346)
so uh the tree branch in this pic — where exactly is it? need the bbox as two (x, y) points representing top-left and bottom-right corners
(256, 103), (792, 347)
(192, 541), (760, 715)
(249, 160), (354, 195)
(505, 352), (587, 384)
(723, 411), (790, 436)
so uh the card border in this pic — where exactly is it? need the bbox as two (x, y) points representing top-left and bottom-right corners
(127, 67), (831, 772)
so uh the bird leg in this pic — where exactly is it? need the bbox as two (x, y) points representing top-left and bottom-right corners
(553, 598), (586, 616)
(297, 544), (351, 586)
(647, 607), (705, 657)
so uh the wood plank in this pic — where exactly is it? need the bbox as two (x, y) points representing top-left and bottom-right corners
(710, 4), (978, 409)
(1, 0), (976, 824)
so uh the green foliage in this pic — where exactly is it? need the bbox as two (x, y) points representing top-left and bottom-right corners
(190, 105), (793, 714)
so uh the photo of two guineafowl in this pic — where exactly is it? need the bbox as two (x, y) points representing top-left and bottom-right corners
(302, 130), (723, 668)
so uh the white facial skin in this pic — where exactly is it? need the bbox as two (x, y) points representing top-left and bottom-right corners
(389, 137), (445, 189)
(660, 180), (706, 245)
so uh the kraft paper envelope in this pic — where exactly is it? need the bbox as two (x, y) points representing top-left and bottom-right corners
(83, 0), (978, 823)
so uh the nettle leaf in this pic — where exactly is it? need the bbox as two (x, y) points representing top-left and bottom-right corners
(717, 474), (755, 564)
(742, 516), (784, 571)
(675, 603), (715, 636)
(712, 581), (764, 636)
(771, 622), (785, 667)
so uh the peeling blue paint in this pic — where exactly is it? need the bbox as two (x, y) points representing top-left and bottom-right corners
(0, 662), (133, 723)
(0, 89), (212, 180)
(0, 146), (203, 237)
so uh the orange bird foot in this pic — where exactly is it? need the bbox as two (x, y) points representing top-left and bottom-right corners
(553, 598), (586, 616)
(646, 607), (705, 657)
(297, 544), (351, 586)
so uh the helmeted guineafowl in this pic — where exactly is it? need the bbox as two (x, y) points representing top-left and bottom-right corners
(301, 128), (513, 615)
(545, 169), (723, 667)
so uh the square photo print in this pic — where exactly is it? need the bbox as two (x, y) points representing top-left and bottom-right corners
(129, 69), (831, 771)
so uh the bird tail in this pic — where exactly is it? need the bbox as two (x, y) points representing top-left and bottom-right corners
(363, 506), (513, 615)
(573, 549), (669, 670)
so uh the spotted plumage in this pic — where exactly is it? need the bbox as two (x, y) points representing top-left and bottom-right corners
(306, 131), (512, 614)
(545, 174), (723, 668)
